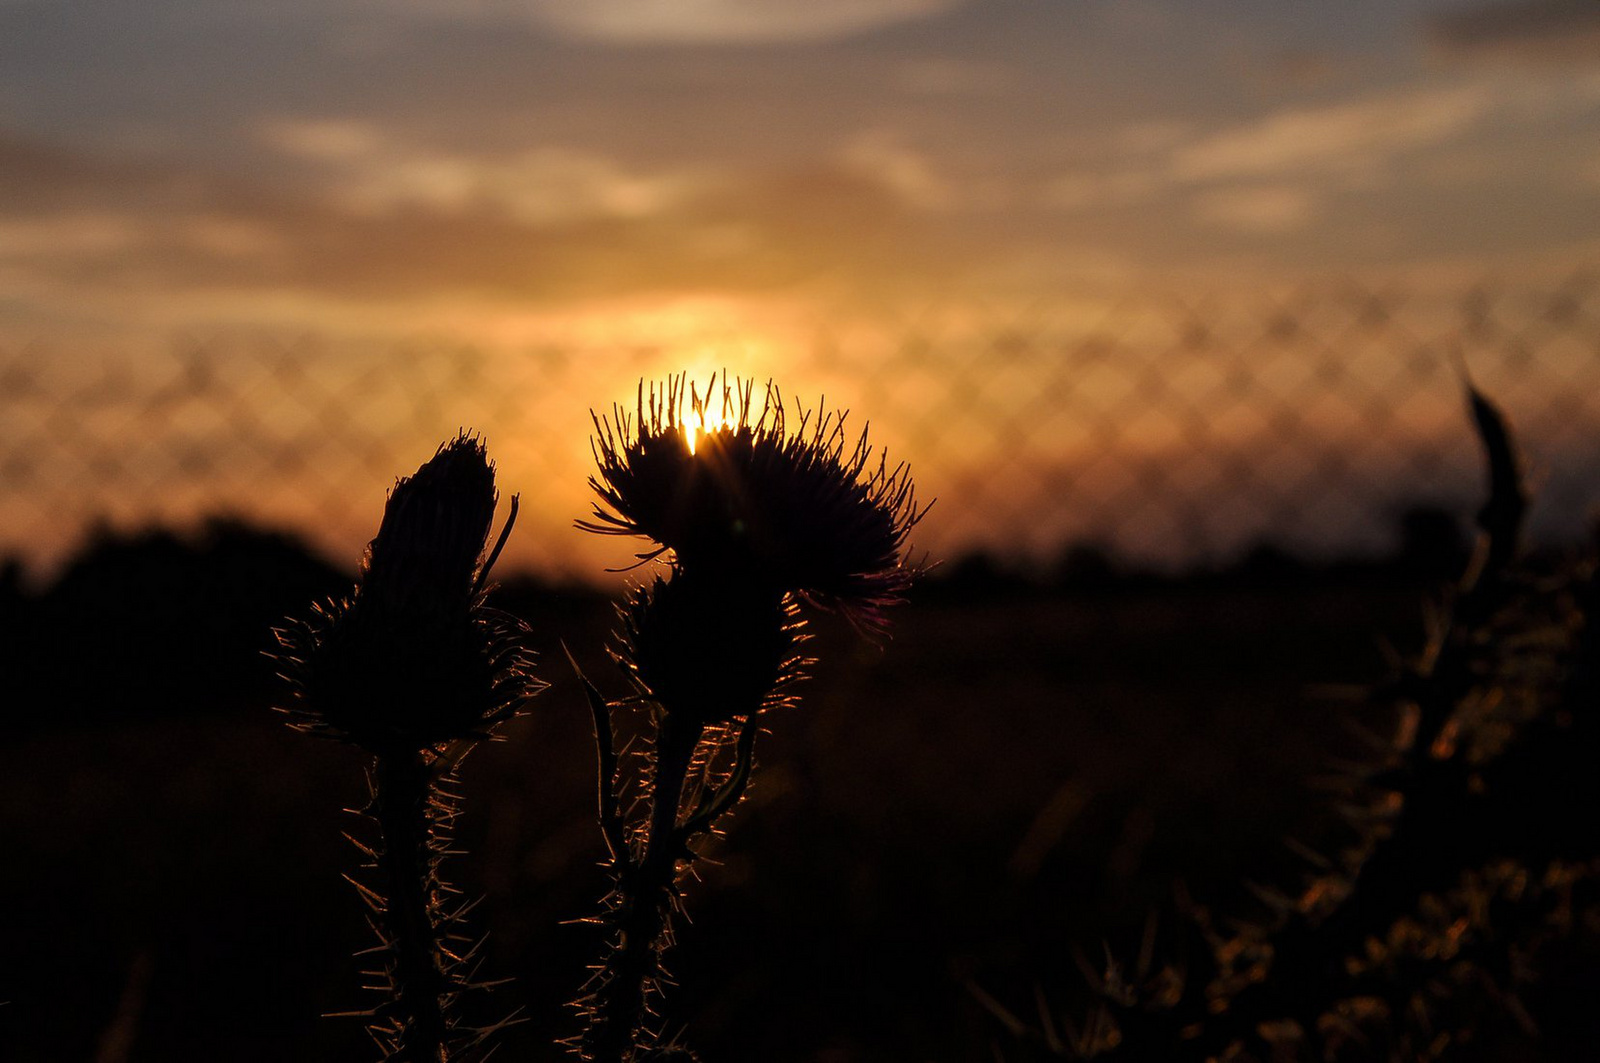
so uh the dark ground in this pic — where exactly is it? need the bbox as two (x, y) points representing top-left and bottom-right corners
(0, 521), (1581, 1061)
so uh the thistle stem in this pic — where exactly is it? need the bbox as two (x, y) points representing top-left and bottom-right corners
(583, 715), (704, 1062)
(374, 748), (450, 1063)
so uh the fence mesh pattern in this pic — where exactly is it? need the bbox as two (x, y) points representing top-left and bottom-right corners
(3, 274), (1599, 581)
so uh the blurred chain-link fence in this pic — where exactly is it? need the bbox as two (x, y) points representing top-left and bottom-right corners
(3, 273), (1599, 583)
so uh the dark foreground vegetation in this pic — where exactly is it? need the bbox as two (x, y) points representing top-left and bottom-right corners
(2, 490), (1596, 1058)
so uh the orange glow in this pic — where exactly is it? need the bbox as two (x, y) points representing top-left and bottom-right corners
(684, 384), (738, 455)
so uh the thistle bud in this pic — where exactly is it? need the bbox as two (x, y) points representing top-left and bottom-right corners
(275, 433), (540, 751)
(363, 432), (498, 623)
(616, 570), (805, 726)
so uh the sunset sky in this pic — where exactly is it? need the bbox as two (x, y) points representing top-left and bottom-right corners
(2, 0), (1600, 575)
(3, 0), (1598, 346)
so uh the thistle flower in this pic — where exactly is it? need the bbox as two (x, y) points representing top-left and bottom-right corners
(573, 377), (924, 1061)
(580, 374), (927, 633)
(275, 433), (540, 751)
(616, 571), (807, 726)
(272, 434), (539, 1062)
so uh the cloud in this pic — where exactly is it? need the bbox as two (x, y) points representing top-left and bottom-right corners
(260, 119), (386, 162)
(0, 213), (148, 257)
(839, 133), (955, 210)
(0, 128), (972, 331)
(260, 117), (978, 224)
(1191, 185), (1318, 234)
(1426, 0), (1600, 64)
(261, 119), (706, 223)
(520, 0), (959, 45)
(342, 148), (698, 223)
(1037, 83), (1501, 215)
(1169, 85), (1491, 182)
(891, 57), (1013, 96)
(1040, 170), (1162, 212)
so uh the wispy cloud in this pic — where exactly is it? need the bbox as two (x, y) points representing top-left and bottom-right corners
(261, 118), (706, 223)
(1170, 85), (1491, 182)
(0, 127), (984, 335)
(1033, 70), (1600, 241)
(516, 0), (960, 45)
(260, 119), (387, 162)
(1191, 185), (1318, 235)
(1036, 84), (1496, 216)
(839, 132), (957, 211)
(1039, 169), (1162, 212)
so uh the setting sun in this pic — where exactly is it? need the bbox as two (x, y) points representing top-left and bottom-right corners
(683, 378), (740, 456)
(685, 407), (736, 456)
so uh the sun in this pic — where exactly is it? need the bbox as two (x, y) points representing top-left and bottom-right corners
(681, 376), (739, 455)
(685, 405), (736, 455)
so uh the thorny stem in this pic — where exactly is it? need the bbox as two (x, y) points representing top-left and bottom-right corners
(571, 644), (631, 871)
(1083, 386), (1535, 1061)
(1185, 397), (1525, 1057)
(374, 748), (451, 1063)
(684, 713), (761, 836)
(583, 714), (705, 1062)
(1096, 509), (1525, 1061)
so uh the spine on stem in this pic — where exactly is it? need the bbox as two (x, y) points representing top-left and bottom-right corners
(580, 715), (703, 1063)
(372, 749), (451, 1062)
(273, 434), (542, 1061)
(570, 375), (925, 1060)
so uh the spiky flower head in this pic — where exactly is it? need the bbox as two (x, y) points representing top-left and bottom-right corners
(274, 433), (541, 751)
(615, 570), (807, 726)
(362, 431), (498, 622)
(580, 374), (927, 633)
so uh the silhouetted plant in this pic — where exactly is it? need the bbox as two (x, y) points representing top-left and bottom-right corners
(274, 433), (543, 1062)
(979, 382), (1600, 1060)
(569, 374), (927, 1062)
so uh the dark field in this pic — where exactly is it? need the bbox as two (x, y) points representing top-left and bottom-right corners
(5, 532), (1505, 1062)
